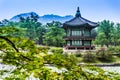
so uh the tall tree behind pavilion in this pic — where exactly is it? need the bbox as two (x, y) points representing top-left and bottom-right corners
(18, 13), (45, 44)
(95, 20), (114, 47)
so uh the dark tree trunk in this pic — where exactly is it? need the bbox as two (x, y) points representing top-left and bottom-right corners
(38, 37), (43, 44)
(0, 36), (19, 52)
(106, 44), (109, 47)
(0, 36), (32, 61)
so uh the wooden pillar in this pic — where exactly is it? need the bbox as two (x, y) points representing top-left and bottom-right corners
(70, 28), (72, 47)
(90, 40), (92, 50)
(82, 28), (84, 49)
(70, 40), (72, 46)
(82, 40), (84, 46)
(90, 40), (92, 47)
(89, 28), (92, 50)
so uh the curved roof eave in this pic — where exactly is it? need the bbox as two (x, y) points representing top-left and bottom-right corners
(64, 16), (98, 27)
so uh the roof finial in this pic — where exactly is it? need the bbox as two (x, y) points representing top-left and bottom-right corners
(75, 7), (81, 17)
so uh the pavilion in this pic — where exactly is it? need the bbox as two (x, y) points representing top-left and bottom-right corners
(63, 7), (98, 50)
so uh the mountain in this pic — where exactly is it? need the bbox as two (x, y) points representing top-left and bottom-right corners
(10, 12), (73, 24)
(10, 12), (39, 22)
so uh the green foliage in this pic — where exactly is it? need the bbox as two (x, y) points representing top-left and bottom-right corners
(0, 37), (45, 79)
(111, 23), (120, 46)
(1, 36), (120, 79)
(75, 52), (82, 57)
(115, 46), (120, 57)
(96, 48), (113, 62)
(37, 46), (49, 54)
(83, 65), (112, 80)
(94, 32), (108, 46)
(0, 26), (25, 37)
(108, 46), (116, 51)
(0, 19), (120, 80)
(107, 46), (116, 54)
(95, 20), (120, 47)
(18, 14), (45, 43)
(83, 51), (96, 62)
(0, 18), (65, 46)
(0, 19), (9, 27)
(43, 21), (65, 47)
(62, 66), (87, 80)
(115, 46), (120, 53)
(50, 47), (63, 54)
(44, 53), (78, 70)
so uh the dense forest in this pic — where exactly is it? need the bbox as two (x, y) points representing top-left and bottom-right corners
(0, 14), (65, 47)
(0, 13), (120, 79)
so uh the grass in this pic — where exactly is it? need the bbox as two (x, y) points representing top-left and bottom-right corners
(37, 45), (120, 64)
(76, 55), (120, 64)
(112, 56), (120, 63)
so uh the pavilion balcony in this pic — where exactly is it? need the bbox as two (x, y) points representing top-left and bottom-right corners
(63, 36), (94, 40)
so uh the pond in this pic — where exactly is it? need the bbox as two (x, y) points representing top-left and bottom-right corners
(101, 66), (120, 74)
(0, 63), (120, 79)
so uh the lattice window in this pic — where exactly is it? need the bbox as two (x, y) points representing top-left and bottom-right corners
(72, 30), (82, 36)
(84, 29), (90, 36)
(72, 40), (82, 46)
(84, 41), (91, 46)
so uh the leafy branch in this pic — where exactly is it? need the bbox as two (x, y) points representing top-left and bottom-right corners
(0, 36), (31, 61)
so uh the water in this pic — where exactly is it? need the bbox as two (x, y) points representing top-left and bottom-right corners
(101, 66), (120, 74)
(0, 63), (16, 79)
(1, 63), (120, 79)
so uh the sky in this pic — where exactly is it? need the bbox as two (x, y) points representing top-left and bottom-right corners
(0, 0), (120, 22)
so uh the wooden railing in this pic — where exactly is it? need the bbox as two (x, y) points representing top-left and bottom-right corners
(63, 36), (94, 40)
(65, 45), (95, 50)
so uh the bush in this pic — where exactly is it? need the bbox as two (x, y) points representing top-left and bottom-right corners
(115, 46), (120, 56)
(44, 53), (78, 70)
(37, 46), (49, 54)
(83, 51), (96, 62)
(108, 46), (116, 53)
(50, 47), (63, 54)
(75, 52), (82, 57)
(96, 48), (113, 62)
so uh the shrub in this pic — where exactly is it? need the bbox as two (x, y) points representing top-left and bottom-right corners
(108, 46), (116, 53)
(75, 52), (82, 57)
(83, 51), (96, 62)
(96, 48), (113, 62)
(50, 47), (63, 54)
(44, 53), (78, 70)
(115, 46), (120, 57)
(38, 46), (49, 54)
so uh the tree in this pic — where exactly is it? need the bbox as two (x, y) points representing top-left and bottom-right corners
(44, 21), (65, 47)
(0, 21), (3, 27)
(0, 26), (25, 37)
(36, 25), (46, 44)
(0, 25), (120, 80)
(0, 19), (9, 27)
(94, 32), (108, 47)
(18, 13), (45, 44)
(113, 23), (120, 45)
(96, 20), (114, 47)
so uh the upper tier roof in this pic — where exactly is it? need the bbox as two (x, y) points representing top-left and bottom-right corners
(63, 7), (98, 28)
